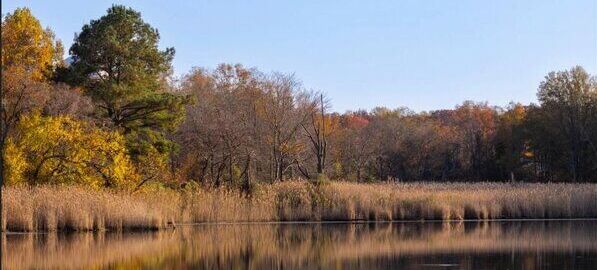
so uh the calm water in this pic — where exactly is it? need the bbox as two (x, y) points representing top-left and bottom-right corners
(2, 220), (596, 269)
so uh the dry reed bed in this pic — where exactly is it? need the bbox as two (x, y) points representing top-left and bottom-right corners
(2, 181), (597, 231)
(184, 181), (597, 222)
(2, 186), (179, 232)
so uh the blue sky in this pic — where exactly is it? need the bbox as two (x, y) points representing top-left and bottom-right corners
(3, 0), (596, 112)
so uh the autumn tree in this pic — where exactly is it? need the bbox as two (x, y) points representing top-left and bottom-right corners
(527, 66), (597, 181)
(358, 108), (459, 182)
(1, 67), (49, 148)
(448, 102), (498, 180)
(495, 103), (529, 182)
(172, 68), (216, 185)
(364, 107), (411, 181)
(4, 113), (138, 188)
(64, 5), (188, 185)
(1, 7), (63, 80)
(1, 8), (94, 187)
(400, 115), (456, 180)
(330, 113), (376, 181)
(300, 94), (337, 178)
(176, 64), (262, 188)
(258, 73), (313, 181)
(176, 64), (333, 189)
(1, 71), (92, 184)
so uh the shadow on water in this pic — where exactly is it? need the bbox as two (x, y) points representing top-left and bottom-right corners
(3, 220), (597, 269)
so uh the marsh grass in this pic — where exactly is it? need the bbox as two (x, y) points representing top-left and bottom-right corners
(2, 181), (597, 231)
(2, 186), (178, 232)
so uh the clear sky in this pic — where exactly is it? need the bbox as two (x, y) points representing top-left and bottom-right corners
(3, 0), (596, 112)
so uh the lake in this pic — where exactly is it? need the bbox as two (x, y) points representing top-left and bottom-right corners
(2, 220), (596, 269)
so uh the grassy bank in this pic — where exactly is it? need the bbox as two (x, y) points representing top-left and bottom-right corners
(2, 181), (597, 232)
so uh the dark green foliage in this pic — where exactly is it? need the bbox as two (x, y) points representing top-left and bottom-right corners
(65, 5), (189, 158)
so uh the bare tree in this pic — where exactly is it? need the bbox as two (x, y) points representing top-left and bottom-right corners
(301, 93), (333, 177)
(258, 73), (312, 181)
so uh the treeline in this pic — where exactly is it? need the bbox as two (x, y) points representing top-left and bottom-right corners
(1, 6), (596, 192)
(175, 66), (597, 184)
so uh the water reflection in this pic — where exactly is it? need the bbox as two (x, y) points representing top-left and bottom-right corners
(3, 221), (597, 269)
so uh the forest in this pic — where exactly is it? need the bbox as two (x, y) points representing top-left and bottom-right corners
(2, 6), (595, 192)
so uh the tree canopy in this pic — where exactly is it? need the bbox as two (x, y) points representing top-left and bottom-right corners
(65, 5), (188, 161)
(4, 113), (138, 188)
(2, 5), (596, 190)
(1, 7), (62, 80)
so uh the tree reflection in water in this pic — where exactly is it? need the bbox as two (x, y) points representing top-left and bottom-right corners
(3, 220), (597, 269)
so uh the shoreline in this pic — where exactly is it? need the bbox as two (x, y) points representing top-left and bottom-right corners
(176, 218), (597, 226)
(3, 218), (597, 236)
(3, 181), (597, 232)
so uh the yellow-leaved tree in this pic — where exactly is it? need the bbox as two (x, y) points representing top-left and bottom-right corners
(1, 7), (62, 80)
(4, 113), (139, 189)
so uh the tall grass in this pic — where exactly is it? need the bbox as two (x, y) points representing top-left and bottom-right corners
(2, 186), (179, 232)
(2, 181), (597, 231)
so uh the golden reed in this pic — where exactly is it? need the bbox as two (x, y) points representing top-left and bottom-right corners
(2, 181), (596, 231)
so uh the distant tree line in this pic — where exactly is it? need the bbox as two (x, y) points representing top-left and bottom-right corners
(2, 6), (596, 191)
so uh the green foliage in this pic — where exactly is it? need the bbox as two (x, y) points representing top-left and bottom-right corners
(65, 5), (188, 163)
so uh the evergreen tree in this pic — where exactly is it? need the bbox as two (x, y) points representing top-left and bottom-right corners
(65, 5), (188, 172)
